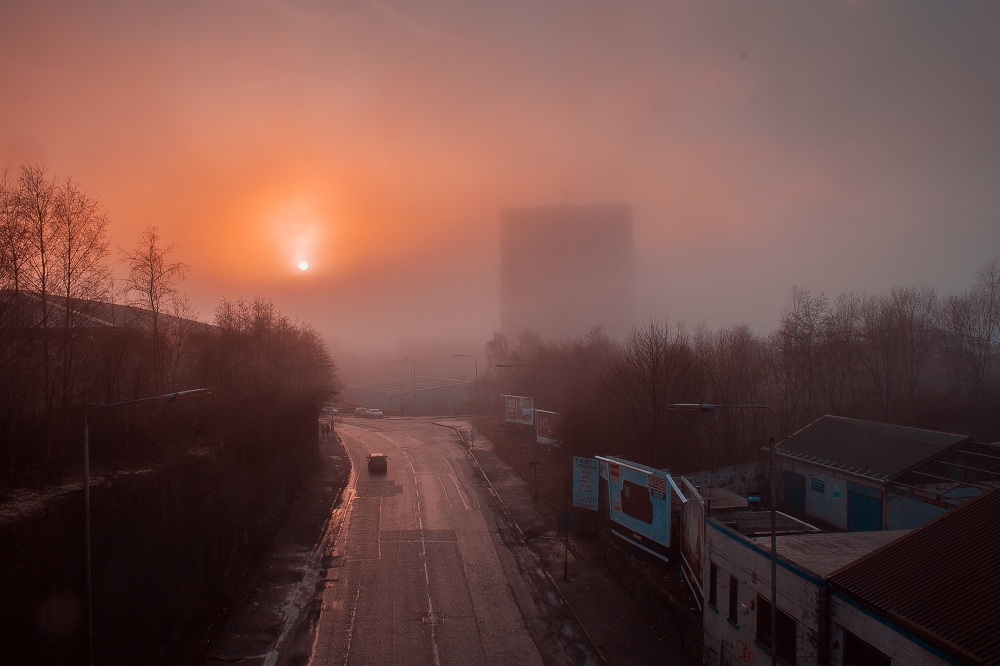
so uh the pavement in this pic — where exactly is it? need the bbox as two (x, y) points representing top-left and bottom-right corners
(199, 418), (697, 665)
(445, 420), (695, 666)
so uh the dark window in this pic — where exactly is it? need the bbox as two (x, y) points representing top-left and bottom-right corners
(843, 630), (890, 666)
(728, 575), (738, 624)
(708, 562), (718, 608)
(756, 595), (797, 665)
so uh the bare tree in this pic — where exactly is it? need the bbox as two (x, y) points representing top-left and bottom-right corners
(820, 292), (864, 415)
(856, 286), (940, 421)
(943, 259), (1000, 427)
(857, 292), (902, 419)
(211, 296), (340, 460)
(52, 177), (112, 409)
(693, 323), (772, 464)
(777, 286), (829, 426)
(0, 167), (35, 474)
(14, 165), (61, 461)
(891, 285), (940, 419)
(123, 226), (190, 391)
(601, 320), (699, 468)
(0, 168), (32, 294)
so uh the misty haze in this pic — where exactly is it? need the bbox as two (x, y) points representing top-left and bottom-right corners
(2, 2), (999, 665)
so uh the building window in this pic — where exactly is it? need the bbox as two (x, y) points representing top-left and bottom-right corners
(843, 630), (890, 666)
(728, 575), (739, 625)
(756, 595), (797, 665)
(708, 562), (718, 608)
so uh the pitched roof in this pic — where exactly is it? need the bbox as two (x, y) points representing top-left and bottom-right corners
(829, 487), (1000, 665)
(0, 290), (214, 334)
(776, 415), (968, 481)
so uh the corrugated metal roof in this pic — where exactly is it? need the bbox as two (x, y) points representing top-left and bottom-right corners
(712, 507), (820, 538)
(829, 487), (1000, 665)
(777, 416), (968, 480)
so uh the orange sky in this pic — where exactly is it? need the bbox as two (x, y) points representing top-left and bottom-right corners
(3, 1), (999, 353)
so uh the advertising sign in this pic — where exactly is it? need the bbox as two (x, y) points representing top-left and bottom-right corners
(596, 456), (672, 562)
(503, 394), (534, 425)
(679, 477), (705, 609)
(572, 456), (600, 510)
(535, 409), (559, 444)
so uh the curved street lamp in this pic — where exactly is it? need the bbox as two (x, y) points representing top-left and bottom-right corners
(670, 402), (777, 666)
(401, 356), (418, 413)
(453, 354), (478, 442)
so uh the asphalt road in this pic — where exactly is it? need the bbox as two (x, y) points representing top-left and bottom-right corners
(308, 417), (600, 666)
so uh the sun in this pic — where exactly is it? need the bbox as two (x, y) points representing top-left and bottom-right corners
(298, 261), (309, 271)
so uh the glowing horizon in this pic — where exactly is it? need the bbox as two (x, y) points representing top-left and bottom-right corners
(3, 1), (999, 352)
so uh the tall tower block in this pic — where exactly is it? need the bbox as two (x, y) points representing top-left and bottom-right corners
(500, 204), (633, 342)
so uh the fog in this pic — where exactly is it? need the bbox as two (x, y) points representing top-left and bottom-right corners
(3, 1), (999, 362)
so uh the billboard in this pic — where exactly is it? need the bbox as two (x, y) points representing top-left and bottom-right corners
(572, 456), (600, 510)
(535, 409), (559, 444)
(596, 456), (672, 562)
(679, 477), (705, 609)
(503, 394), (534, 425)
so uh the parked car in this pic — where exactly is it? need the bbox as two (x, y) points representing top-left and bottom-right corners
(367, 453), (388, 473)
(354, 407), (368, 416)
(367, 409), (384, 419)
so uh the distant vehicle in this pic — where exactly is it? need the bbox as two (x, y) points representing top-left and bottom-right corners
(367, 409), (384, 419)
(354, 407), (368, 417)
(367, 453), (388, 473)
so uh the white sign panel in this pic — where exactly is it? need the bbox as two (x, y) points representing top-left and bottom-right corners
(535, 409), (559, 444)
(503, 394), (534, 425)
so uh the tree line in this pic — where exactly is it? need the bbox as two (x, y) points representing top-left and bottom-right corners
(0, 163), (340, 482)
(480, 260), (1000, 473)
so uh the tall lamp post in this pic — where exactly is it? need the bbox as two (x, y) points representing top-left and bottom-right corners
(453, 354), (478, 442)
(402, 356), (417, 413)
(670, 402), (777, 666)
(83, 387), (211, 665)
(495, 363), (538, 498)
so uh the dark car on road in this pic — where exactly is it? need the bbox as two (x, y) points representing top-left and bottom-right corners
(367, 453), (388, 474)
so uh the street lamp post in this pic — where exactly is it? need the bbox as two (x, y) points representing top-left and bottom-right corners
(83, 388), (211, 665)
(453, 354), (478, 442)
(402, 356), (417, 413)
(670, 402), (777, 666)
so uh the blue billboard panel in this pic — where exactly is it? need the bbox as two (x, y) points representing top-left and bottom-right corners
(597, 456), (671, 562)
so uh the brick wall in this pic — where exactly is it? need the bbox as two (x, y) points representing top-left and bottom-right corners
(702, 520), (826, 666)
(829, 593), (953, 666)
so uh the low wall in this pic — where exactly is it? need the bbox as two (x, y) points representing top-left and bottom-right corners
(0, 445), (313, 665)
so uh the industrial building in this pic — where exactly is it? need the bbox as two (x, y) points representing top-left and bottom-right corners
(675, 416), (1000, 665)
